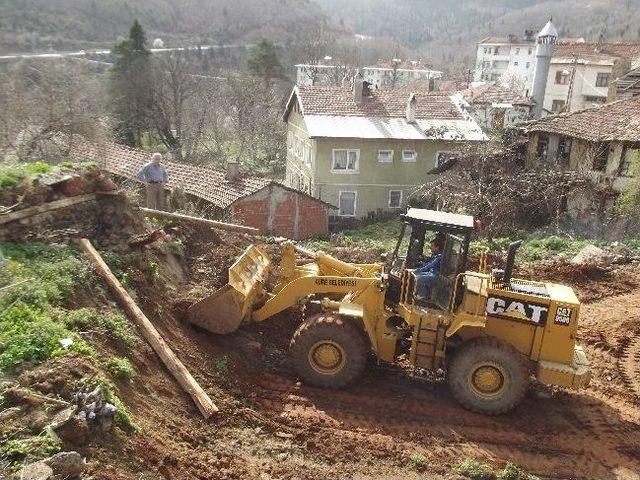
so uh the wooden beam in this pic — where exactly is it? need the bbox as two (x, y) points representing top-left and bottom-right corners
(0, 194), (96, 225)
(140, 208), (260, 235)
(77, 238), (219, 418)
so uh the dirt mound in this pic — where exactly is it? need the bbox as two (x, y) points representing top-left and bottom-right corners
(519, 259), (639, 303)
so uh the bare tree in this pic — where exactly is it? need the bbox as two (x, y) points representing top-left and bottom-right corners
(0, 60), (105, 161)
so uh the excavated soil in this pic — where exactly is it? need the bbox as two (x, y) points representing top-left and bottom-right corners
(5, 215), (640, 479)
(70, 227), (640, 480)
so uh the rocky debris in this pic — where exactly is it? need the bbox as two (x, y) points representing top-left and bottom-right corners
(9, 452), (85, 480)
(10, 460), (53, 480)
(571, 245), (615, 268)
(45, 451), (86, 479)
(73, 386), (116, 431)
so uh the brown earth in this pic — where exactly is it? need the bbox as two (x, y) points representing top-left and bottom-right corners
(3, 207), (640, 479)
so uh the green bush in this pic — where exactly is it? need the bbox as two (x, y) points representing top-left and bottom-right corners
(0, 243), (93, 372)
(455, 458), (496, 480)
(497, 462), (527, 480)
(406, 451), (428, 471)
(0, 429), (61, 471)
(106, 357), (136, 381)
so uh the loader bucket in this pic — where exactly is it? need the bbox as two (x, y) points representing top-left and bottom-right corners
(187, 245), (270, 334)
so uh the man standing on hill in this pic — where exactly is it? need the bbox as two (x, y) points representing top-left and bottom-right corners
(137, 152), (168, 210)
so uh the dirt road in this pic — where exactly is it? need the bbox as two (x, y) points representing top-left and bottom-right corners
(93, 283), (639, 480)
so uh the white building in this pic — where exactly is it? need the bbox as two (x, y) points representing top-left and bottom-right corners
(542, 43), (640, 113)
(362, 59), (442, 90)
(295, 59), (441, 89)
(456, 83), (533, 131)
(474, 28), (584, 94)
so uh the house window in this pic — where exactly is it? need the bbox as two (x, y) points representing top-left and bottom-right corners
(551, 99), (566, 113)
(537, 134), (549, 159)
(555, 71), (569, 85)
(303, 143), (312, 165)
(528, 47), (533, 55)
(515, 47), (520, 54)
(584, 95), (606, 104)
(619, 147), (638, 177)
(338, 191), (356, 216)
(287, 131), (293, 150)
(592, 142), (610, 171)
(436, 151), (460, 168)
(557, 136), (572, 164)
(332, 149), (359, 172)
(494, 47), (499, 55)
(526, 62), (530, 69)
(514, 61), (519, 66)
(595, 72), (611, 87)
(402, 150), (417, 162)
(377, 149), (394, 163)
(388, 190), (403, 208)
(294, 136), (302, 158)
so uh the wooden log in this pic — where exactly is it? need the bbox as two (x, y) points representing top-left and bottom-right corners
(77, 238), (218, 418)
(0, 193), (96, 225)
(140, 207), (260, 235)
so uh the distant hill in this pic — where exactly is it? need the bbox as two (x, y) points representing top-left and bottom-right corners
(314, 0), (640, 69)
(0, 0), (331, 54)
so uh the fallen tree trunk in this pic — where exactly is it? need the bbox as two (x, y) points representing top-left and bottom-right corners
(77, 238), (219, 418)
(140, 208), (260, 235)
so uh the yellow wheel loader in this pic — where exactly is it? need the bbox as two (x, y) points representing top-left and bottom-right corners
(188, 208), (590, 415)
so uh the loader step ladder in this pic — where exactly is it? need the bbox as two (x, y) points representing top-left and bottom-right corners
(413, 316), (442, 369)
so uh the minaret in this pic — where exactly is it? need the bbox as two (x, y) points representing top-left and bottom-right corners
(531, 18), (558, 118)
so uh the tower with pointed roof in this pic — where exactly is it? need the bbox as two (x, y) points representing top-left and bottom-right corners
(531, 19), (558, 117)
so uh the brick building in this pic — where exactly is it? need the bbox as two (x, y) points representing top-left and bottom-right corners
(70, 141), (335, 239)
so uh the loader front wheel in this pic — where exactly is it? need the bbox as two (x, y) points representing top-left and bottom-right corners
(290, 314), (367, 389)
(448, 337), (530, 415)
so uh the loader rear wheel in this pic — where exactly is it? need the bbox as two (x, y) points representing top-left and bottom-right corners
(290, 314), (367, 389)
(448, 336), (530, 415)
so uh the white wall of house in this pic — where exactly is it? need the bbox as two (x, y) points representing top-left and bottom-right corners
(468, 103), (532, 131)
(362, 67), (442, 89)
(542, 60), (613, 113)
(474, 42), (536, 92)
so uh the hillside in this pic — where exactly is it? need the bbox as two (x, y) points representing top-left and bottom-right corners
(315, 0), (640, 69)
(0, 0), (331, 53)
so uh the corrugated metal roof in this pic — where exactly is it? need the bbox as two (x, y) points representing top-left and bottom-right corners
(405, 208), (475, 229)
(304, 115), (487, 141)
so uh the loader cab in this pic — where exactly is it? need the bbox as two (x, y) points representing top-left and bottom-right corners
(386, 208), (475, 310)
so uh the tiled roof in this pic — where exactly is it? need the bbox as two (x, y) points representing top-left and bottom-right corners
(291, 86), (464, 119)
(365, 59), (435, 71)
(524, 96), (640, 142)
(460, 83), (533, 106)
(69, 141), (273, 209)
(479, 37), (584, 45)
(553, 42), (640, 60)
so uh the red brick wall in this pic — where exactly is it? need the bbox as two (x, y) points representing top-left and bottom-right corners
(230, 186), (328, 240)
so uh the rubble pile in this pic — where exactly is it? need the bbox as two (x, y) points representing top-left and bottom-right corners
(0, 168), (145, 244)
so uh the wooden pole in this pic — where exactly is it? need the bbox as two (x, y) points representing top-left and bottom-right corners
(77, 238), (218, 418)
(0, 194), (96, 225)
(140, 208), (260, 235)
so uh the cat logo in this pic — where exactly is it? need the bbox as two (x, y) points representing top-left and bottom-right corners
(486, 295), (549, 325)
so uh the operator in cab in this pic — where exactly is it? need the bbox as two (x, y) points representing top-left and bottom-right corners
(415, 234), (444, 300)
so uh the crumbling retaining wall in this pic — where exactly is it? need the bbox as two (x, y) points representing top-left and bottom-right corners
(0, 170), (144, 245)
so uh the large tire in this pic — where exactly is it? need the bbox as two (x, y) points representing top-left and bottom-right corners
(290, 314), (367, 389)
(447, 336), (530, 415)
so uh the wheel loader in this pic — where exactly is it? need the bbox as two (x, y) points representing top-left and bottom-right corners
(188, 208), (590, 414)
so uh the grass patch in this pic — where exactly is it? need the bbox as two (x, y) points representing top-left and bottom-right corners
(0, 428), (61, 472)
(455, 458), (495, 480)
(106, 357), (135, 381)
(303, 218), (640, 263)
(0, 161), (53, 189)
(406, 451), (428, 471)
(0, 243), (95, 372)
(497, 462), (530, 480)
(212, 355), (229, 376)
(61, 308), (138, 348)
